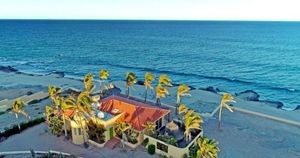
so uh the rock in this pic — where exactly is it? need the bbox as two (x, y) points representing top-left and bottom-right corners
(200, 86), (221, 93)
(294, 105), (300, 111)
(0, 66), (18, 73)
(235, 90), (260, 101)
(60, 88), (81, 96)
(261, 100), (284, 109)
(136, 81), (144, 86)
(26, 91), (34, 95)
(52, 71), (65, 78)
(107, 87), (121, 96)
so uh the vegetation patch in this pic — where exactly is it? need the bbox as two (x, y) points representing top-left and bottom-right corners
(148, 144), (156, 155)
(87, 120), (106, 144)
(28, 96), (49, 105)
(142, 138), (149, 147)
(0, 117), (45, 141)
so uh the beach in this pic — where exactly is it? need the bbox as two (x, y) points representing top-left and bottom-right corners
(0, 69), (300, 158)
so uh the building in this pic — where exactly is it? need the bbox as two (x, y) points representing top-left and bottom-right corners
(64, 94), (202, 158)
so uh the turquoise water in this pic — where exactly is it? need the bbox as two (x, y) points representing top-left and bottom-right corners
(0, 20), (300, 109)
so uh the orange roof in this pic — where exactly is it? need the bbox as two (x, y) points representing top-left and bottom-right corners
(99, 95), (170, 131)
(62, 108), (76, 119)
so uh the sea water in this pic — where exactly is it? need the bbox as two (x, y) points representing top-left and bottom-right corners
(0, 20), (300, 109)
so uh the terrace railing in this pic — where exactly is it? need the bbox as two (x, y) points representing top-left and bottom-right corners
(0, 150), (81, 158)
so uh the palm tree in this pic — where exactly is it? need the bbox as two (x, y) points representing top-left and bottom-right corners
(183, 110), (203, 141)
(125, 72), (137, 97)
(158, 74), (172, 86)
(218, 93), (236, 129)
(178, 104), (188, 114)
(155, 74), (172, 105)
(196, 137), (220, 158)
(142, 122), (156, 135)
(99, 69), (110, 96)
(60, 95), (76, 137)
(12, 99), (29, 131)
(77, 92), (96, 147)
(155, 84), (169, 106)
(144, 72), (155, 102)
(176, 84), (191, 115)
(115, 122), (131, 148)
(48, 85), (62, 109)
(84, 73), (94, 93)
(61, 91), (94, 146)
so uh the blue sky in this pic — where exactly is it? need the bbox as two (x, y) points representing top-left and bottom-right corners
(0, 0), (299, 21)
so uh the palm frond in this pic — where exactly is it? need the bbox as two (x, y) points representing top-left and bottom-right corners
(158, 74), (172, 87)
(99, 69), (110, 80)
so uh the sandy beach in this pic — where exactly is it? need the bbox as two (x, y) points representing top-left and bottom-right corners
(0, 69), (300, 158)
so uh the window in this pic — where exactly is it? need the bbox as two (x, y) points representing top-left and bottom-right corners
(156, 118), (162, 129)
(73, 128), (77, 135)
(157, 142), (168, 153)
(78, 128), (82, 135)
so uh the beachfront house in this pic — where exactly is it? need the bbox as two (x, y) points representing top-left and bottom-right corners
(62, 94), (203, 158)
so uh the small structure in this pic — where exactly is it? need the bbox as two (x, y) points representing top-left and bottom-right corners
(166, 121), (179, 131)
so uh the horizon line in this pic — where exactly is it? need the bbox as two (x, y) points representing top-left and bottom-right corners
(0, 18), (300, 22)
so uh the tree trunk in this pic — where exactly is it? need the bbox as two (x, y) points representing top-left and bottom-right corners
(156, 98), (161, 106)
(127, 87), (130, 97)
(63, 114), (67, 137)
(218, 104), (223, 129)
(15, 113), (21, 131)
(99, 80), (103, 96)
(144, 87), (148, 102)
(176, 95), (181, 116)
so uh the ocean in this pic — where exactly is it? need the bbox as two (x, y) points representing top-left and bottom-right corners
(0, 20), (300, 110)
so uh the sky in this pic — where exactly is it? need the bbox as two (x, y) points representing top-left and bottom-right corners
(0, 0), (300, 21)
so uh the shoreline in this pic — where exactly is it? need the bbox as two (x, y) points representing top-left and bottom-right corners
(1, 66), (300, 158)
(1, 65), (298, 112)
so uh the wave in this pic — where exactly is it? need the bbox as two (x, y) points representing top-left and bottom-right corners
(1, 62), (297, 94)
(94, 61), (297, 93)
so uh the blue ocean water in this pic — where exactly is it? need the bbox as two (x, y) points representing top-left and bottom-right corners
(0, 20), (300, 109)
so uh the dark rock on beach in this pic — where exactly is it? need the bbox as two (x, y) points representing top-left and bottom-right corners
(136, 80), (144, 86)
(0, 66), (18, 73)
(50, 71), (65, 78)
(26, 91), (34, 95)
(261, 100), (284, 109)
(294, 105), (300, 111)
(60, 88), (81, 97)
(235, 90), (260, 101)
(199, 86), (221, 93)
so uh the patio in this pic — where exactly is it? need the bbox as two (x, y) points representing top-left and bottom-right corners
(148, 120), (202, 148)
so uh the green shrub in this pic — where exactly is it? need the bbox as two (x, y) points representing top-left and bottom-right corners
(142, 138), (149, 147)
(0, 117), (45, 139)
(28, 97), (48, 105)
(189, 145), (198, 158)
(157, 134), (178, 146)
(148, 144), (156, 155)
(183, 153), (188, 158)
(87, 120), (106, 144)
(48, 115), (63, 136)
(28, 99), (41, 105)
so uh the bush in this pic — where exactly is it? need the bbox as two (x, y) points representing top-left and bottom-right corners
(142, 138), (149, 147)
(48, 115), (63, 136)
(189, 145), (198, 158)
(0, 117), (45, 140)
(148, 144), (156, 155)
(183, 153), (188, 158)
(127, 129), (139, 144)
(28, 97), (48, 105)
(87, 120), (106, 144)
